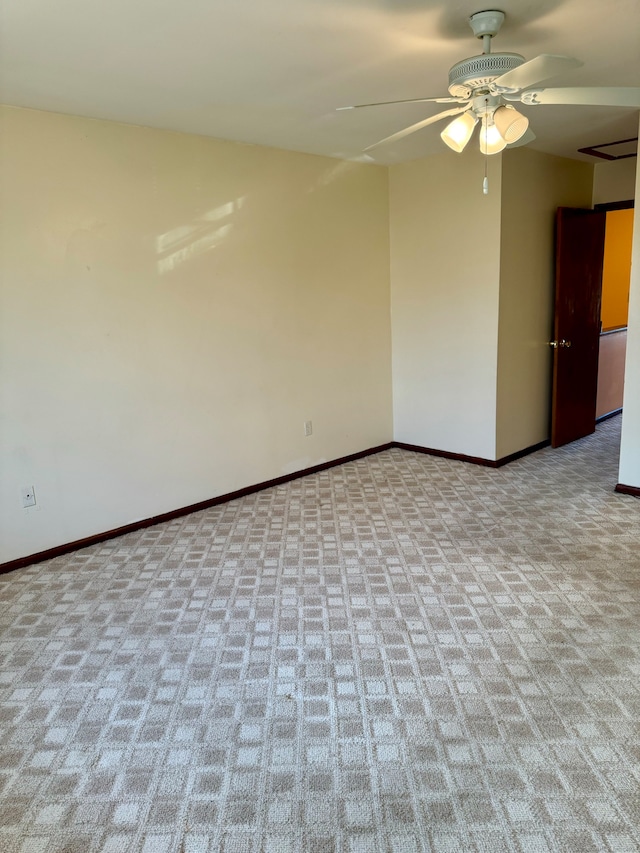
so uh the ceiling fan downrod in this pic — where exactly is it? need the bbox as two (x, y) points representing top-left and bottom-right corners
(469, 9), (506, 55)
(341, 5), (640, 175)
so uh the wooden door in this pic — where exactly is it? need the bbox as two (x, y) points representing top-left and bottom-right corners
(551, 207), (606, 448)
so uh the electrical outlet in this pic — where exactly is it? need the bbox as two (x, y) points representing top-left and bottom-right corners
(21, 485), (36, 508)
(304, 420), (313, 437)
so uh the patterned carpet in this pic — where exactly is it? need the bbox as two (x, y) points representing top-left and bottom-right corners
(1, 417), (639, 853)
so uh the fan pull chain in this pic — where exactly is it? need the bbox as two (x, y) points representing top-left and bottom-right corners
(483, 100), (489, 194)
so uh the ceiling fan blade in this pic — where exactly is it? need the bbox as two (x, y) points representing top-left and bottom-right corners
(492, 54), (582, 93)
(337, 95), (466, 111)
(364, 106), (470, 151)
(507, 128), (536, 148)
(519, 86), (640, 106)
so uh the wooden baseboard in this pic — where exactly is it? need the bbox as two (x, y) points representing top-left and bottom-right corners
(614, 483), (640, 497)
(0, 442), (393, 575)
(392, 439), (549, 469)
(495, 440), (551, 467)
(0, 436), (559, 574)
(596, 408), (622, 423)
(393, 441), (497, 467)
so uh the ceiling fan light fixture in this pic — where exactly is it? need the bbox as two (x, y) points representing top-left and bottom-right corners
(479, 122), (507, 155)
(493, 105), (529, 143)
(343, 8), (640, 168)
(440, 112), (478, 152)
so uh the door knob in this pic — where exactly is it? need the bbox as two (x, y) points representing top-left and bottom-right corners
(548, 339), (572, 348)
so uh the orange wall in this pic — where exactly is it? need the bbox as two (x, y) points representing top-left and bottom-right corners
(601, 208), (633, 330)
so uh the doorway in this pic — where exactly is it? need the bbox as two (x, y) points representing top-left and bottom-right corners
(550, 200), (634, 448)
(595, 203), (634, 420)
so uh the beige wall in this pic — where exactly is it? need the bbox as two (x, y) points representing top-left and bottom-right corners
(596, 330), (627, 418)
(389, 150), (502, 460)
(0, 106), (392, 563)
(618, 121), (640, 488)
(592, 158), (637, 206)
(3, 103), (638, 564)
(497, 149), (593, 458)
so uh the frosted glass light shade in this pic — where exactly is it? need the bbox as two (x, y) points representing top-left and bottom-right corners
(479, 122), (507, 155)
(440, 112), (478, 153)
(493, 105), (529, 143)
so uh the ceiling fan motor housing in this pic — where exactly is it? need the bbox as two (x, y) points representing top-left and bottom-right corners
(448, 53), (525, 98)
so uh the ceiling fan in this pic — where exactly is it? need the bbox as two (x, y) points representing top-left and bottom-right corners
(339, 9), (640, 158)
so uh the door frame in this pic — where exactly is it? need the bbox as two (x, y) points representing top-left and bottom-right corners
(551, 198), (634, 443)
(593, 199), (634, 423)
(594, 200), (634, 212)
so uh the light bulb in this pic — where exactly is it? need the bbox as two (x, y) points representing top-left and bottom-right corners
(440, 112), (478, 153)
(493, 105), (529, 144)
(479, 122), (507, 155)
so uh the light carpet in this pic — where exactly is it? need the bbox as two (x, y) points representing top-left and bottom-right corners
(1, 416), (639, 853)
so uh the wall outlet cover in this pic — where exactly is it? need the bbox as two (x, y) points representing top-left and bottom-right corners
(21, 486), (36, 508)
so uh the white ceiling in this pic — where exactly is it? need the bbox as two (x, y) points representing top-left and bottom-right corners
(1, 0), (639, 164)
